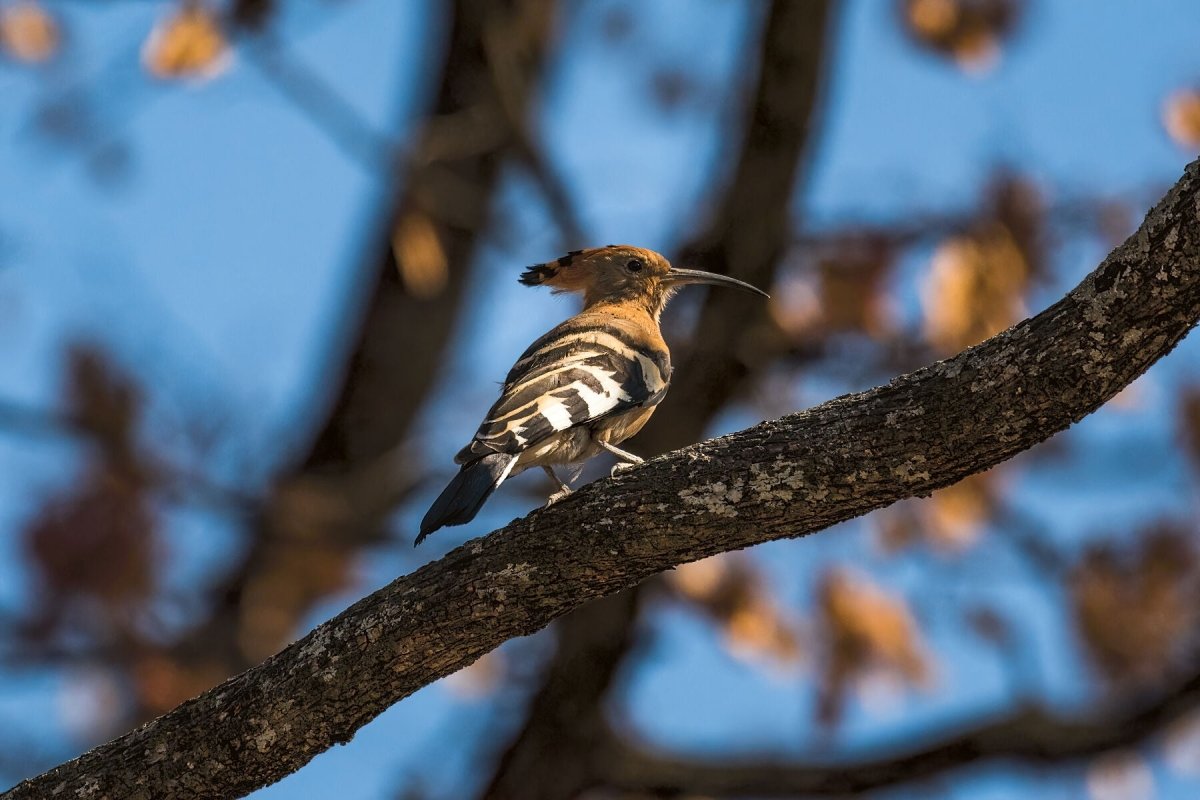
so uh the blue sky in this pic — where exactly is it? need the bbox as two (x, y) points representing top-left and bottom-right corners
(2, 0), (1199, 797)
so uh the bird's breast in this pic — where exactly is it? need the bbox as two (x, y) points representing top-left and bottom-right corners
(594, 404), (659, 445)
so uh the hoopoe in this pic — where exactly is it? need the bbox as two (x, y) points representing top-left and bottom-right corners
(416, 245), (768, 544)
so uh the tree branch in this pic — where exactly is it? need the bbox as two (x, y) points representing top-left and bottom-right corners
(604, 663), (1200, 797)
(5, 158), (1198, 800)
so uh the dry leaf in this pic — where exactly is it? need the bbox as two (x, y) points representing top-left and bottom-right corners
(66, 345), (143, 475)
(237, 476), (382, 662)
(900, 0), (1022, 74)
(669, 556), (727, 600)
(876, 506), (923, 553)
(1071, 523), (1200, 685)
(22, 345), (156, 623)
(768, 272), (822, 340)
(1096, 200), (1135, 248)
(392, 210), (448, 299)
(668, 555), (803, 669)
(0, 1), (59, 64)
(816, 568), (929, 726)
(1108, 381), (1146, 412)
(815, 239), (894, 337)
(237, 539), (354, 662)
(134, 654), (229, 714)
(926, 471), (995, 550)
(23, 468), (157, 616)
(877, 470), (999, 553)
(1163, 88), (1200, 150)
(142, 3), (230, 80)
(922, 224), (1030, 353)
(772, 239), (894, 341)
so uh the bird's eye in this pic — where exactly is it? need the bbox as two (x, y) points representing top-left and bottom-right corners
(626, 258), (644, 273)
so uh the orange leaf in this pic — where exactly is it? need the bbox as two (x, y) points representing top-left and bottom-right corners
(1071, 523), (1200, 685)
(816, 568), (930, 726)
(392, 211), (449, 299)
(900, 0), (1022, 74)
(815, 241), (894, 336)
(668, 555), (804, 669)
(142, 3), (230, 80)
(1163, 88), (1200, 150)
(922, 224), (1030, 353)
(926, 471), (995, 550)
(0, 1), (59, 64)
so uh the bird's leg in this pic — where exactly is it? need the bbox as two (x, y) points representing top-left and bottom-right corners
(543, 466), (573, 505)
(598, 441), (644, 475)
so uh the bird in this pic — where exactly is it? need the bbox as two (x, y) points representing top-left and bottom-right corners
(416, 244), (769, 545)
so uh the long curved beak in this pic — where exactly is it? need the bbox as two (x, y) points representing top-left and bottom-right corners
(664, 267), (770, 298)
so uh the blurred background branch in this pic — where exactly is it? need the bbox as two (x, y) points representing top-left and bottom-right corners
(605, 659), (1200, 797)
(5, 151), (1200, 796)
(1, 0), (1199, 798)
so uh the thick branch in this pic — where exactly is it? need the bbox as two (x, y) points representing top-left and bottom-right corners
(605, 664), (1200, 797)
(5, 159), (1199, 800)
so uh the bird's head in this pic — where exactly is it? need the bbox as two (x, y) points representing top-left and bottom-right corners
(518, 245), (768, 318)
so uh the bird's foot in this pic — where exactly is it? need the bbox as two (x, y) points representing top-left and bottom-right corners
(610, 461), (638, 477)
(545, 486), (574, 506)
(598, 441), (644, 474)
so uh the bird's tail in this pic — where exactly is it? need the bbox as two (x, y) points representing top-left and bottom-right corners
(416, 453), (517, 545)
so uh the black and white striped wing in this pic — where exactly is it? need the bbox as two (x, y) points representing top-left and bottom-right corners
(454, 327), (669, 463)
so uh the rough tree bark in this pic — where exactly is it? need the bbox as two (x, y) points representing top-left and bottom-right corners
(5, 158), (1198, 800)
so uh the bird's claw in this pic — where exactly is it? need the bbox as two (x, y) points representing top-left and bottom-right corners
(545, 487), (573, 506)
(610, 461), (638, 477)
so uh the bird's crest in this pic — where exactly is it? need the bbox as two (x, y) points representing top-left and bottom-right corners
(518, 248), (602, 292)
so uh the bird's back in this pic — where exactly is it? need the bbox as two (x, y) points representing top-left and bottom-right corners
(455, 304), (671, 465)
